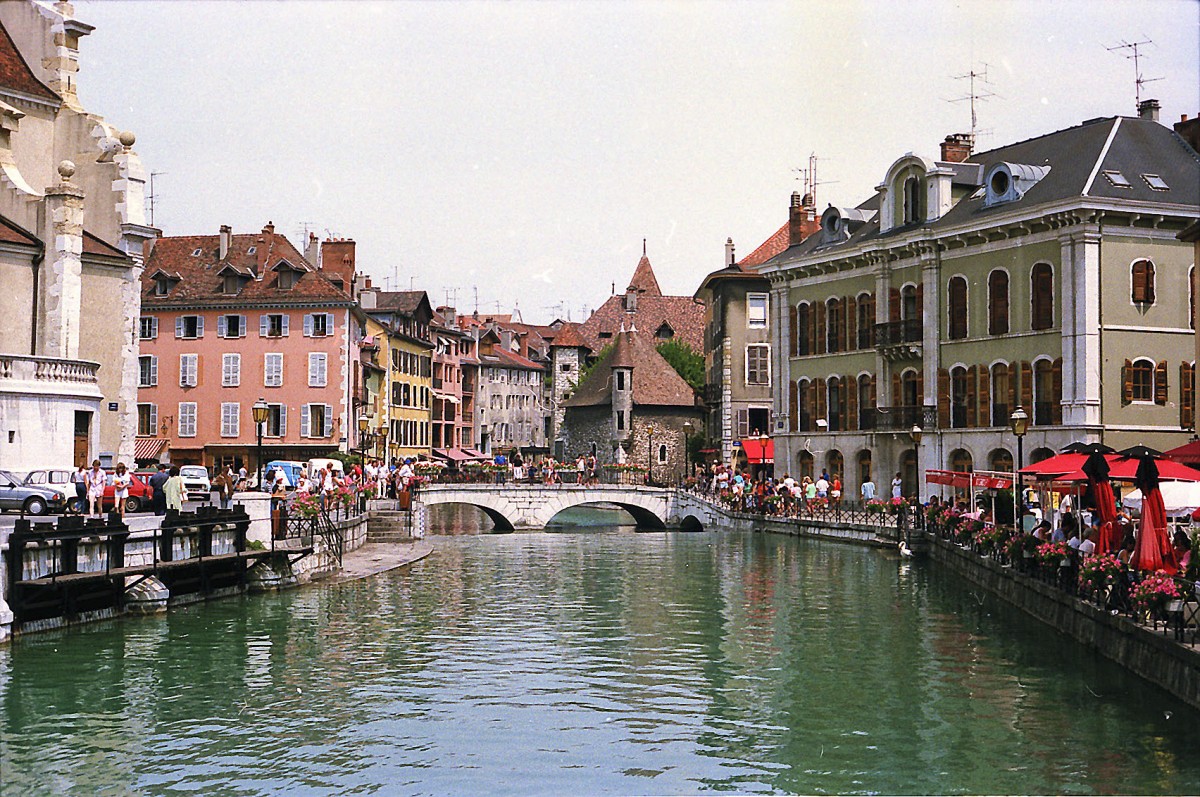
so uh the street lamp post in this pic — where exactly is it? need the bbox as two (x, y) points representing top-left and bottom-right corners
(1010, 407), (1028, 530)
(358, 413), (370, 470)
(252, 398), (269, 491)
(682, 420), (694, 485)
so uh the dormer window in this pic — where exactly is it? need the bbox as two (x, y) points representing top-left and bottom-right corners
(655, 322), (675, 339)
(902, 176), (922, 224)
(278, 269), (296, 290)
(155, 277), (170, 296)
(223, 274), (241, 294)
(984, 162), (1050, 207)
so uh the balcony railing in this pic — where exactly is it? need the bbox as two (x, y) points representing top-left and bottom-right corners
(868, 405), (937, 431)
(0, 354), (101, 398)
(874, 319), (923, 347)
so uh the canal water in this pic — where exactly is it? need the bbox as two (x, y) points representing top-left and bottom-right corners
(2, 518), (1199, 795)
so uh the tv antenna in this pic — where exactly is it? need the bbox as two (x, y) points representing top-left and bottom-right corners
(1107, 38), (1162, 110)
(947, 64), (999, 142)
(148, 171), (166, 227)
(791, 153), (836, 208)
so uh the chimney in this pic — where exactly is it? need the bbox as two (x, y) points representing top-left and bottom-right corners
(499, 329), (513, 350)
(788, 192), (820, 247)
(320, 237), (357, 292)
(1175, 112), (1200, 154)
(219, 224), (231, 260)
(940, 133), (974, 163)
(257, 221), (274, 274)
(517, 332), (529, 358)
(305, 232), (320, 269)
(1138, 98), (1161, 122)
(359, 288), (377, 310)
(725, 237), (735, 267)
(442, 305), (457, 327)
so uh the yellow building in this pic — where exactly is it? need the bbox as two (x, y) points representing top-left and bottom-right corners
(359, 289), (434, 462)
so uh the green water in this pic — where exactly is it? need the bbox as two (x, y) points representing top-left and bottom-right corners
(1, 528), (1198, 795)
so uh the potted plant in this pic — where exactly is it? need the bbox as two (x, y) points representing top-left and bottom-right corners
(1036, 540), (1073, 568)
(1131, 570), (1183, 618)
(1077, 553), (1123, 596)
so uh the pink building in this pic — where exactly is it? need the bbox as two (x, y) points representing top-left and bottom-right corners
(431, 307), (482, 461)
(136, 223), (361, 472)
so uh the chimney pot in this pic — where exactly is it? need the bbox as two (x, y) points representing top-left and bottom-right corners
(940, 133), (973, 163)
(219, 224), (231, 260)
(1138, 98), (1161, 122)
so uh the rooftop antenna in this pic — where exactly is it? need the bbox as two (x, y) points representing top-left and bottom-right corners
(443, 287), (458, 309)
(947, 64), (999, 142)
(297, 221), (316, 241)
(1108, 38), (1162, 109)
(472, 285), (479, 314)
(148, 171), (166, 227)
(792, 153), (836, 208)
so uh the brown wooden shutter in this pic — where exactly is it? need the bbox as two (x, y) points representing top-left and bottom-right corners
(937, 368), (950, 427)
(1008, 362), (1018, 412)
(1122, 359), (1133, 405)
(966, 365), (978, 427)
(892, 372), (902, 408)
(1051, 357), (1063, 424)
(846, 296), (857, 351)
(847, 376), (858, 430)
(1020, 361), (1033, 412)
(815, 301), (826, 354)
(978, 365), (991, 426)
(815, 377), (827, 422)
(807, 305), (817, 355)
(839, 378), (848, 427)
(1155, 360), (1168, 405)
(1182, 362), (1195, 430)
(808, 381), (818, 431)
(917, 368), (925, 406)
(916, 282), (924, 324)
(789, 306), (798, 357)
(788, 380), (798, 431)
(737, 409), (749, 439)
(889, 288), (901, 322)
(867, 294), (877, 346)
(869, 374), (877, 411)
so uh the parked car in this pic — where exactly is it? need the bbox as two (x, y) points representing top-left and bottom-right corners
(180, 465), (211, 500)
(102, 473), (153, 512)
(22, 468), (77, 508)
(0, 469), (67, 515)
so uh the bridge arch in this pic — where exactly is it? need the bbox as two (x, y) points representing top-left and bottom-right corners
(415, 485), (673, 530)
(544, 501), (666, 530)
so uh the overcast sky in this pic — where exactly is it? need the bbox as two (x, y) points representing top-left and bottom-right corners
(75, 0), (1198, 326)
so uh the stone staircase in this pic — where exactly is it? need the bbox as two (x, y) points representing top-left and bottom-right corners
(366, 507), (417, 543)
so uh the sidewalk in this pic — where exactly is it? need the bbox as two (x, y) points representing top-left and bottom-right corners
(334, 541), (434, 583)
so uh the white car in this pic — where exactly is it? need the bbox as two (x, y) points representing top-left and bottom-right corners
(22, 468), (77, 507)
(179, 465), (211, 500)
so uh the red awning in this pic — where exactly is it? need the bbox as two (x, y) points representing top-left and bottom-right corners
(433, 448), (474, 462)
(134, 437), (167, 461)
(925, 469), (1012, 489)
(740, 438), (774, 463)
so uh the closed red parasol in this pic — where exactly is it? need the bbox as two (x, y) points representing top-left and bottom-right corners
(1128, 455), (1179, 574)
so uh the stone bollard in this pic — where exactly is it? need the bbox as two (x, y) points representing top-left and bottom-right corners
(235, 491), (272, 547)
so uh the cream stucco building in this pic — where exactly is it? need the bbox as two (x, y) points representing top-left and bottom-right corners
(0, 0), (154, 472)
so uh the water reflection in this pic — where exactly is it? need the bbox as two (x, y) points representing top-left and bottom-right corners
(1, 528), (1198, 795)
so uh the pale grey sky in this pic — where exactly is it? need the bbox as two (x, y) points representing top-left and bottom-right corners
(76, 0), (1198, 325)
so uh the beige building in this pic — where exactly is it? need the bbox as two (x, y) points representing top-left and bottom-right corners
(0, 1), (154, 472)
(757, 105), (1200, 501)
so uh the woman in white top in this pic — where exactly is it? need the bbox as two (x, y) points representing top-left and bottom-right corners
(112, 462), (132, 519)
(86, 459), (107, 518)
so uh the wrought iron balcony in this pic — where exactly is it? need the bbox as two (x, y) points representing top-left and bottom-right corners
(868, 405), (937, 432)
(874, 319), (923, 347)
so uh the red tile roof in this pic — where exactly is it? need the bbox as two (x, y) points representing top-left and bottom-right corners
(482, 346), (544, 371)
(0, 20), (58, 103)
(565, 330), (696, 408)
(142, 229), (352, 308)
(83, 230), (130, 261)
(0, 214), (38, 246)
(549, 322), (588, 350)
(579, 293), (704, 353)
(627, 254), (662, 295)
(738, 221), (790, 268)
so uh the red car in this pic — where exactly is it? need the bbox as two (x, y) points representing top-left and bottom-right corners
(102, 473), (153, 512)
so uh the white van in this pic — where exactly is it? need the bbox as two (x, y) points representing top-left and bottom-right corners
(307, 458), (345, 482)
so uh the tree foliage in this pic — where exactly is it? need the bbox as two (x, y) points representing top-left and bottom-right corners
(656, 339), (704, 390)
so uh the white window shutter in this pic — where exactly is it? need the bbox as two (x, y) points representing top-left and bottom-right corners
(326, 313), (335, 333)
(149, 404), (158, 434)
(323, 404), (334, 437)
(175, 317), (184, 338)
(232, 354), (241, 385)
(300, 404), (310, 438)
(303, 314), (314, 336)
(150, 356), (158, 386)
(151, 317), (159, 338)
(279, 404), (288, 437)
(217, 315), (227, 337)
(239, 315), (248, 338)
(319, 354), (327, 386)
(281, 315), (290, 336)
(196, 317), (204, 337)
(260, 314), (269, 336)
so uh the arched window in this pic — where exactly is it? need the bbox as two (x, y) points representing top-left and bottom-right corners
(828, 376), (843, 431)
(991, 363), (1010, 427)
(797, 451), (814, 479)
(857, 450), (873, 489)
(857, 374), (874, 429)
(988, 270), (1009, 335)
(827, 450), (844, 480)
(1031, 263), (1054, 330)
(1130, 358), (1154, 402)
(900, 449), (918, 499)
(1033, 359), (1055, 425)
(797, 378), (812, 431)
(948, 276), (968, 339)
(903, 176), (922, 225)
(950, 366), (968, 428)
(796, 303), (811, 356)
(901, 369), (919, 408)
(857, 292), (874, 348)
(1132, 259), (1156, 304)
(1029, 447), (1055, 466)
(826, 298), (841, 354)
(658, 444), (668, 464)
(949, 449), (974, 473)
(901, 284), (919, 321)
(988, 449), (1013, 472)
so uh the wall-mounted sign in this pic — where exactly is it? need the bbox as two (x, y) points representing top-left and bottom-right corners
(108, 402), (118, 411)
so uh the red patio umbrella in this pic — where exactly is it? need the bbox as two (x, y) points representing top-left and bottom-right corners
(1082, 451), (1121, 556)
(1128, 456), (1179, 574)
(1019, 452), (1088, 478)
(1162, 439), (1200, 467)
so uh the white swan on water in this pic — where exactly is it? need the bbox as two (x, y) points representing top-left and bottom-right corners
(898, 541), (914, 558)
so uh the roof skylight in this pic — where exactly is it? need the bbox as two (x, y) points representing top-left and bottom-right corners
(1141, 173), (1169, 191)
(191, 248), (203, 256)
(1102, 170), (1131, 188)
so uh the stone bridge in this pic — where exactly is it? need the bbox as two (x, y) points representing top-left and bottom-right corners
(412, 484), (725, 531)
